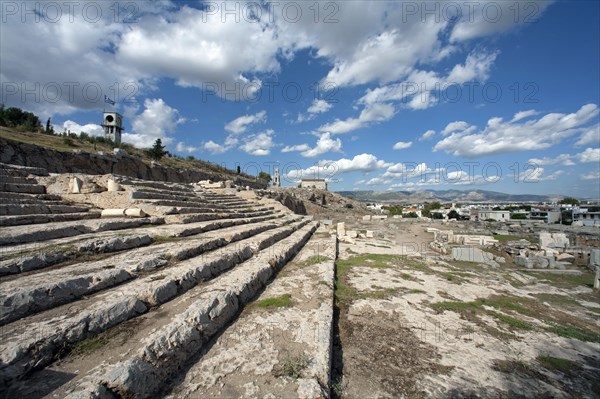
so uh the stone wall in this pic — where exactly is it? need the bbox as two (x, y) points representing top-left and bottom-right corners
(0, 137), (266, 188)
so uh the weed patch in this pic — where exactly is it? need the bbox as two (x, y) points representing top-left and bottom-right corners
(487, 311), (534, 331)
(545, 324), (600, 343)
(69, 336), (107, 355)
(277, 354), (309, 379)
(526, 271), (595, 289)
(493, 235), (535, 243)
(256, 294), (292, 309)
(303, 255), (331, 266)
(537, 355), (580, 374)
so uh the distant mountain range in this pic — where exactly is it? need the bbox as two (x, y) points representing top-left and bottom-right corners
(335, 189), (562, 204)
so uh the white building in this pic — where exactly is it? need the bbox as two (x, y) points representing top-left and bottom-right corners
(300, 179), (327, 190)
(573, 208), (600, 226)
(476, 210), (510, 222)
(402, 207), (422, 217)
(529, 208), (561, 224)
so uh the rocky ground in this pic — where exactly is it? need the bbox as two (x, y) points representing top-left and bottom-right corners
(0, 161), (598, 398)
(331, 218), (600, 398)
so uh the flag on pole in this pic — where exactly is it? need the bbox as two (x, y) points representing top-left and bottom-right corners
(104, 95), (116, 105)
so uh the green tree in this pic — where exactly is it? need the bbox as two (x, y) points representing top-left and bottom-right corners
(560, 197), (580, 206)
(447, 210), (460, 220)
(0, 106), (42, 131)
(147, 138), (168, 160)
(429, 201), (441, 210)
(561, 210), (572, 225)
(79, 131), (90, 142)
(258, 171), (272, 183)
(383, 205), (403, 215)
(236, 165), (241, 174)
(422, 201), (442, 217)
(510, 213), (527, 220)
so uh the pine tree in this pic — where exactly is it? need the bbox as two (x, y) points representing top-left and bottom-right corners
(147, 138), (168, 160)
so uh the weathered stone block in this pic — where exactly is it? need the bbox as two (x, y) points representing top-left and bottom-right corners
(590, 249), (600, 267)
(125, 208), (147, 218)
(69, 177), (82, 194)
(101, 208), (126, 218)
(557, 253), (575, 263)
(107, 179), (121, 192)
(336, 222), (346, 237)
(515, 255), (533, 268)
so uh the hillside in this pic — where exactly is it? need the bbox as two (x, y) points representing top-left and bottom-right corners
(0, 127), (265, 188)
(337, 189), (560, 204)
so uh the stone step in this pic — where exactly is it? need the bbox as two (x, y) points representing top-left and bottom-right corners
(163, 228), (337, 399)
(0, 218), (302, 325)
(0, 219), (313, 388)
(130, 190), (209, 202)
(203, 192), (239, 197)
(0, 176), (38, 185)
(0, 198), (66, 205)
(120, 179), (196, 194)
(0, 214), (291, 276)
(0, 213), (286, 261)
(0, 232), (153, 277)
(0, 216), (164, 246)
(158, 205), (269, 215)
(131, 189), (244, 204)
(0, 211), (100, 227)
(0, 192), (62, 201)
(52, 222), (318, 399)
(0, 204), (90, 216)
(0, 162), (49, 177)
(164, 209), (276, 224)
(0, 183), (46, 194)
(143, 198), (252, 209)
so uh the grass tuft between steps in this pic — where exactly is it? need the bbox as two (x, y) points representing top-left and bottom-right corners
(255, 294), (292, 308)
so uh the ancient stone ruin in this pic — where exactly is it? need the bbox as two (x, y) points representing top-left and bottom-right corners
(0, 162), (337, 398)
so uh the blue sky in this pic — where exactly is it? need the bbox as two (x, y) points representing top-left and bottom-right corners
(1, 0), (599, 196)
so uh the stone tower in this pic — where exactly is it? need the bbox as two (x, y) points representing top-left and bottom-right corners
(102, 111), (123, 146)
(273, 167), (281, 187)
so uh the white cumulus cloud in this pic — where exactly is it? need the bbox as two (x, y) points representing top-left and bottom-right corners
(285, 153), (389, 181)
(419, 130), (436, 141)
(239, 129), (275, 156)
(62, 120), (104, 137)
(527, 154), (575, 166)
(318, 103), (395, 134)
(125, 98), (184, 147)
(282, 144), (311, 153)
(202, 140), (227, 155)
(224, 111), (266, 134)
(433, 104), (599, 158)
(299, 133), (342, 157)
(393, 141), (412, 150)
(576, 148), (600, 163)
(574, 123), (599, 146)
(176, 142), (198, 153)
